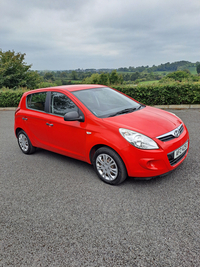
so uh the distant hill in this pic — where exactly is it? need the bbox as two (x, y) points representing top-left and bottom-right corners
(117, 61), (200, 73)
(38, 60), (200, 75)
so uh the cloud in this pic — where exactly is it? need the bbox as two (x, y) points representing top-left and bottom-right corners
(1, 0), (199, 69)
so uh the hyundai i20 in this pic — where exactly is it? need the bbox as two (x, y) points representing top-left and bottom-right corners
(14, 85), (189, 185)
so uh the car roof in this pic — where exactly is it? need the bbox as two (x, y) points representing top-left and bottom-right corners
(36, 84), (105, 93)
(64, 84), (104, 92)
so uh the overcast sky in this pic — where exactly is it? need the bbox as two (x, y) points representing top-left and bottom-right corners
(0, 0), (200, 70)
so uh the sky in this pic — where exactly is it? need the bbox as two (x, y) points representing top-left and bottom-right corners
(0, 0), (200, 70)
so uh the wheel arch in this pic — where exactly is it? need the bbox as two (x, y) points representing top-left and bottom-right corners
(91, 145), (128, 185)
(15, 127), (36, 147)
(89, 144), (127, 170)
(89, 144), (104, 164)
(15, 127), (23, 137)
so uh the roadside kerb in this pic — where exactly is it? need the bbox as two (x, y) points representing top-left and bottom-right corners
(153, 104), (200, 109)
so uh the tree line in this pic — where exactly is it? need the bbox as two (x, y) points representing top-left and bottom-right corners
(1, 49), (200, 89)
(118, 61), (200, 73)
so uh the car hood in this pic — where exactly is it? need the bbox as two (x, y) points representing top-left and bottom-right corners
(102, 106), (182, 138)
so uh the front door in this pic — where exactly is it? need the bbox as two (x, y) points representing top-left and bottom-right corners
(45, 92), (87, 161)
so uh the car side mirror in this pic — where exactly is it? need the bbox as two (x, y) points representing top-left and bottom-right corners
(64, 111), (85, 122)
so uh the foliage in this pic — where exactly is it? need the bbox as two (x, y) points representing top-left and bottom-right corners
(82, 70), (123, 85)
(1, 53), (200, 107)
(43, 72), (55, 81)
(159, 70), (200, 83)
(38, 81), (59, 88)
(0, 50), (41, 89)
(164, 70), (191, 81)
(71, 71), (78, 80)
(109, 70), (121, 84)
(160, 70), (191, 83)
(38, 70), (82, 85)
(99, 73), (109, 85)
(197, 64), (200, 74)
(1, 82), (200, 107)
(112, 82), (200, 105)
(36, 61), (199, 86)
(0, 88), (26, 107)
(122, 71), (161, 83)
(118, 61), (199, 73)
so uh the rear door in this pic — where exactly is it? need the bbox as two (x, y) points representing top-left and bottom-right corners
(24, 91), (51, 148)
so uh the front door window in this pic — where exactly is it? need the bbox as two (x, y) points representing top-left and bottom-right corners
(50, 92), (78, 116)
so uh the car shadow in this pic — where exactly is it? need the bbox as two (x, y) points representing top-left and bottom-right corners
(125, 166), (180, 186)
(31, 147), (180, 186)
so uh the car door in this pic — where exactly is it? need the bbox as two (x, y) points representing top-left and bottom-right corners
(24, 91), (52, 148)
(45, 91), (87, 161)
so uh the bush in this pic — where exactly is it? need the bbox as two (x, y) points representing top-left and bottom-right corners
(0, 82), (200, 107)
(0, 88), (27, 107)
(159, 70), (200, 83)
(113, 82), (200, 105)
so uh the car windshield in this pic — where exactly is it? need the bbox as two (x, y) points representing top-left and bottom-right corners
(72, 87), (142, 118)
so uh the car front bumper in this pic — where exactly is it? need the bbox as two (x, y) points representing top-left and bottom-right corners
(119, 126), (190, 178)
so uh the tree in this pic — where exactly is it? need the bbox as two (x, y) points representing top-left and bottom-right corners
(197, 64), (200, 74)
(109, 70), (119, 84)
(71, 71), (78, 80)
(166, 70), (191, 82)
(83, 70), (124, 85)
(43, 72), (55, 81)
(99, 73), (109, 85)
(0, 49), (41, 89)
(82, 73), (99, 84)
(130, 72), (140, 81)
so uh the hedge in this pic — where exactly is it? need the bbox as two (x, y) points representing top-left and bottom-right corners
(113, 83), (200, 105)
(0, 89), (26, 107)
(0, 83), (200, 107)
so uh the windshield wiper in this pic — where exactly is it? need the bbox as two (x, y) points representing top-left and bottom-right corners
(108, 108), (137, 117)
(137, 105), (142, 110)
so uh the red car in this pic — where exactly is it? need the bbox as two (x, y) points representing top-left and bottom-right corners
(14, 85), (189, 185)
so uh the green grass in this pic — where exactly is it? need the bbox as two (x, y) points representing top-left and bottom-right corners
(70, 80), (82, 84)
(138, 80), (159, 85)
(188, 67), (197, 75)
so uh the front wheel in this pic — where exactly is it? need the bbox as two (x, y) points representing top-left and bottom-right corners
(17, 130), (36, 154)
(92, 147), (127, 185)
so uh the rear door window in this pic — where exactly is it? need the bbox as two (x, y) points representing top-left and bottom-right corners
(27, 92), (47, 111)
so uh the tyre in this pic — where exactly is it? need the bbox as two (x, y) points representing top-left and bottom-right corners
(17, 130), (36, 154)
(92, 147), (127, 185)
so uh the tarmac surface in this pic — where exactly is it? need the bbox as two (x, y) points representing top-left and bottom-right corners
(1, 109), (200, 266)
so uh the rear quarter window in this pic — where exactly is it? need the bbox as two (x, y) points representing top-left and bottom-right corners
(27, 92), (47, 111)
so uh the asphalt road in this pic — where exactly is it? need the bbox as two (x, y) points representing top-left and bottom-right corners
(1, 109), (200, 267)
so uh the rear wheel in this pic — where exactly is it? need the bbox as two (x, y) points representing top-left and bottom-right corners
(93, 147), (127, 185)
(17, 130), (36, 154)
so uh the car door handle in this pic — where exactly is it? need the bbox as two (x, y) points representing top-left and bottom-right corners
(46, 123), (53, 127)
(22, 117), (28, 121)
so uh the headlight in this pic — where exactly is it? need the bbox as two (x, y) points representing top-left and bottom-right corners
(119, 128), (159, 150)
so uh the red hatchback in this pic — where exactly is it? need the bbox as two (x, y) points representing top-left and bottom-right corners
(14, 85), (189, 185)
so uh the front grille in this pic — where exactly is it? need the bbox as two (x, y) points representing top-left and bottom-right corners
(179, 124), (184, 133)
(158, 134), (175, 142)
(167, 149), (187, 166)
(157, 124), (184, 142)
